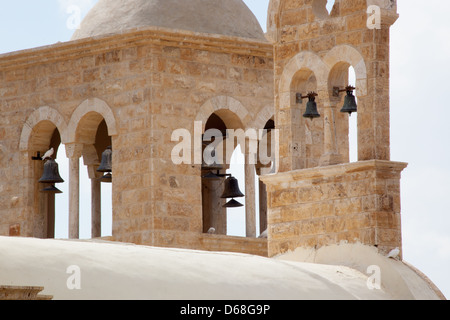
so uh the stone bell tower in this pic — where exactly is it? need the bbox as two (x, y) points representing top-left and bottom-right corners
(262, 0), (407, 257)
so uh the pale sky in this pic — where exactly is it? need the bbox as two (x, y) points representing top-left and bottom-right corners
(0, 0), (449, 298)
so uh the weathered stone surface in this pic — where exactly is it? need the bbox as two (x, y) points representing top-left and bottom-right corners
(0, 0), (404, 261)
(0, 26), (273, 253)
(261, 161), (407, 257)
(0, 286), (52, 301)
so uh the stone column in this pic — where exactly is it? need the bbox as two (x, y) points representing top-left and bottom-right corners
(202, 175), (227, 235)
(320, 102), (343, 166)
(245, 138), (257, 238)
(91, 176), (101, 238)
(84, 146), (103, 239)
(66, 143), (83, 239)
(258, 178), (267, 234)
(87, 164), (102, 238)
(245, 164), (256, 238)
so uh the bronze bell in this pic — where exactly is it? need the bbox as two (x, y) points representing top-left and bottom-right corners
(41, 185), (63, 194)
(99, 172), (112, 183)
(303, 93), (321, 120)
(97, 146), (112, 173)
(341, 88), (358, 115)
(221, 176), (245, 199)
(39, 158), (64, 194)
(223, 198), (244, 208)
(97, 146), (112, 183)
(39, 158), (64, 184)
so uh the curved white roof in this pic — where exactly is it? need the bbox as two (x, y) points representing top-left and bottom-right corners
(0, 237), (443, 300)
(71, 0), (266, 41)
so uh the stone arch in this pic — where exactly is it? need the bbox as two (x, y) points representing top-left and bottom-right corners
(66, 98), (118, 144)
(19, 106), (68, 152)
(322, 45), (368, 164)
(195, 96), (251, 132)
(200, 102), (255, 238)
(277, 51), (330, 171)
(279, 51), (330, 96)
(323, 44), (368, 97)
(64, 98), (116, 240)
(250, 103), (275, 130)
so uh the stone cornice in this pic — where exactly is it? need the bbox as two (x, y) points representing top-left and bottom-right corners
(261, 160), (408, 185)
(0, 26), (273, 72)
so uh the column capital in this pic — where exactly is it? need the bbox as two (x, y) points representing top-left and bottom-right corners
(65, 143), (84, 159)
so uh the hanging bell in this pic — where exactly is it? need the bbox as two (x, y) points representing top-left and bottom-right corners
(39, 158), (64, 184)
(221, 176), (245, 199)
(41, 185), (63, 194)
(223, 198), (244, 208)
(97, 146), (112, 173)
(39, 158), (64, 194)
(97, 146), (113, 183)
(340, 88), (358, 115)
(99, 172), (112, 183)
(303, 94), (321, 120)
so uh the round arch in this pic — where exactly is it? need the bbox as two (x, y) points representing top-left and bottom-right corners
(279, 51), (330, 96)
(66, 98), (118, 144)
(195, 96), (251, 132)
(19, 106), (68, 152)
(323, 44), (368, 97)
(250, 103), (275, 130)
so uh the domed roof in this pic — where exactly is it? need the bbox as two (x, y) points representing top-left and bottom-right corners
(71, 0), (266, 41)
(0, 237), (444, 300)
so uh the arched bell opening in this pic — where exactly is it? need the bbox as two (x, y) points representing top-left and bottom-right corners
(92, 119), (113, 238)
(289, 68), (321, 169)
(202, 113), (228, 235)
(28, 121), (67, 239)
(324, 45), (368, 163)
(74, 113), (113, 240)
(328, 62), (359, 164)
(201, 109), (250, 237)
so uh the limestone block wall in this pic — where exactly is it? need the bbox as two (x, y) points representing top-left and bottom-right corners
(0, 27), (274, 254)
(261, 160), (407, 257)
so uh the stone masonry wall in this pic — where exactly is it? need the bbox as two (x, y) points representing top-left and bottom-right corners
(0, 27), (274, 255)
(261, 160), (407, 257)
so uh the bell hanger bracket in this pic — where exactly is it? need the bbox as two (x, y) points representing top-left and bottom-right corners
(31, 152), (43, 161)
(333, 85), (356, 97)
(296, 92), (318, 104)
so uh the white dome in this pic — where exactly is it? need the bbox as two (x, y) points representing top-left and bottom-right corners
(72, 0), (266, 41)
(0, 237), (443, 300)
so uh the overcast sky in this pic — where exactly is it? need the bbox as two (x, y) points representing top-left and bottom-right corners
(0, 0), (448, 298)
